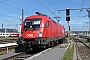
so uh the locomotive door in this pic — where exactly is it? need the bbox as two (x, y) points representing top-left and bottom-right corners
(44, 21), (51, 37)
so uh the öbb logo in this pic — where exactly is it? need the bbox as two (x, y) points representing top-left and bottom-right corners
(26, 34), (33, 37)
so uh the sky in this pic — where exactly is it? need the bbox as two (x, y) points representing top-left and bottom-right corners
(0, 0), (90, 31)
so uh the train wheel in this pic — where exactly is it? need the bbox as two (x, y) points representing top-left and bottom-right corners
(50, 42), (54, 47)
(58, 39), (62, 43)
(47, 43), (51, 48)
(41, 45), (46, 49)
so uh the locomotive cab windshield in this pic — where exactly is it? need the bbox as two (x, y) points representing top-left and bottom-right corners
(24, 18), (41, 30)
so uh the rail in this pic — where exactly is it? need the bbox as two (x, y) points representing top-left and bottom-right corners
(74, 37), (90, 60)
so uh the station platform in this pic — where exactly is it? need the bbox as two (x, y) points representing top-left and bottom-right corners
(26, 43), (68, 60)
(0, 43), (17, 48)
(0, 43), (69, 60)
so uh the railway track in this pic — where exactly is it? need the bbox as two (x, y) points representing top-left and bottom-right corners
(1, 40), (64, 60)
(3, 52), (32, 60)
(74, 37), (90, 60)
(0, 40), (15, 44)
(0, 38), (17, 44)
(0, 36), (66, 60)
(2, 47), (45, 60)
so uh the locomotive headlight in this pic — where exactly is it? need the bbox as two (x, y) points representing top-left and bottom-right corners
(39, 32), (42, 37)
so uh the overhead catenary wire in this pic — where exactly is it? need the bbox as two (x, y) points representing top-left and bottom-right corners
(0, 13), (19, 19)
(46, 0), (54, 11)
(46, 0), (63, 21)
(0, 0), (21, 29)
(0, 0), (30, 15)
(0, 0), (21, 11)
(83, 0), (87, 7)
(81, 0), (87, 9)
(36, 0), (56, 16)
(78, 0), (87, 21)
(0, 5), (20, 20)
(35, 0), (60, 22)
(46, 0), (59, 13)
(57, 0), (84, 14)
(18, 0), (37, 11)
(46, 0), (53, 6)
(73, 0), (87, 21)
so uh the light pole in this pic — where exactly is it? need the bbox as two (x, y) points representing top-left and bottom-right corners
(83, 22), (89, 36)
(19, 14), (22, 37)
(5, 20), (7, 38)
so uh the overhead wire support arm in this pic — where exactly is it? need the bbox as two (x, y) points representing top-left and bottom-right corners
(58, 10), (65, 11)
(58, 8), (90, 13)
(58, 8), (82, 12)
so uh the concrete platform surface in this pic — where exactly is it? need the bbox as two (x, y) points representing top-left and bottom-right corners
(26, 44), (66, 60)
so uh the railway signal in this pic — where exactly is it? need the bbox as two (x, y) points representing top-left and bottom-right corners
(66, 8), (70, 21)
(66, 8), (70, 16)
(66, 17), (70, 21)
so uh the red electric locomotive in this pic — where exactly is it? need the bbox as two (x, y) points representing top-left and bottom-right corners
(17, 12), (66, 48)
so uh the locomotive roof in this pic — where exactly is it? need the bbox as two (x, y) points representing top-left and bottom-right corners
(26, 12), (52, 19)
(25, 12), (64, 27)
(25, 15), (63, 25)
(25, 14), (51, 20)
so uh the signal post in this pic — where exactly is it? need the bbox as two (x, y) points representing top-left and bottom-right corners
(66, 8), (70, 42)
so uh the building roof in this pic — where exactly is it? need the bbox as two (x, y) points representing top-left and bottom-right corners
(0, 28), (19, 33)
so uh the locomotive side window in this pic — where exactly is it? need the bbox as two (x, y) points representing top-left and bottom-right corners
(45, 21), (49, 28)
(24, 18), (41, 30)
